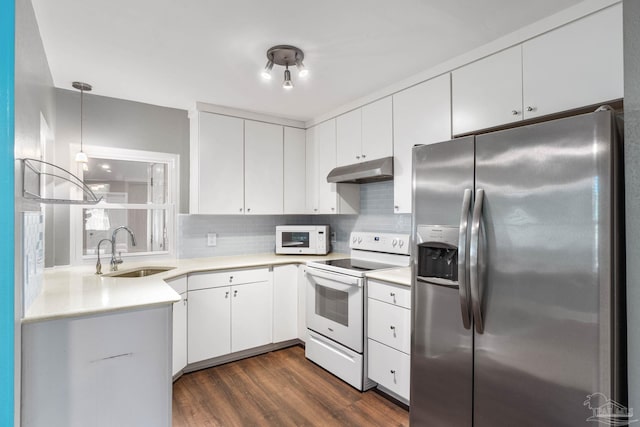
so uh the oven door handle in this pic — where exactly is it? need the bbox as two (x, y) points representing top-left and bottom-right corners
(305, 268), (362, 287)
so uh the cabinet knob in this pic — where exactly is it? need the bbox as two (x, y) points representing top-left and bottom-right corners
(390, 325), (396, 330)
(390, 370), (396, 374)
(331, 207), (335, 211)
(247, 208), (251, 212)
(390, 292), (396, 297)
(511, 110), (520, 116)
(526, 106), (535, 112)
(233, 290), (238, 297)
(225, 291), (229, 298)
(239, 208), (243, 212)
(356, 156), (360, 160)
(394, 205), (399, 210)
(361, 154), (366, 159)
(229, 276), (233, 282)
(313, 208), (318, 212)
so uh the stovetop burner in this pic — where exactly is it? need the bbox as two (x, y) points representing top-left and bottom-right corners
(311, 258), (402, 272)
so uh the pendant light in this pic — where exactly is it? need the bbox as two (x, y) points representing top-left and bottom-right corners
(260, 45), (308, 90)
(72, 81), (92, 167)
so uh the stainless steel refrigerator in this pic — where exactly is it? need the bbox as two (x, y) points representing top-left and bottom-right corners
(410, 109), (625, 426)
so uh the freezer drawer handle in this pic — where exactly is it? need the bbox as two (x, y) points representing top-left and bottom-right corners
(470, 188), (485, 334)
(457, 188), (473, 330)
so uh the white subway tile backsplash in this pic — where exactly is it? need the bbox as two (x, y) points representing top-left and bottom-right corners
(177, 180), (411, 258)
(23, 212), (44, 312)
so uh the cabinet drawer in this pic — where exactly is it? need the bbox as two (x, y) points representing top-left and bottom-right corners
(165, 275), (187, 294)
(368, 339), (410, 401)
(368, 279), (411, 309)
(368, 298), (411, 354)
(188, 267), (270, 291)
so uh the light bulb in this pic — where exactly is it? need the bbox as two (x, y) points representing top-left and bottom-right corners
(75, 151), (88, 163)
(261, 60), (274, 80)
(283, 67), (294, 89)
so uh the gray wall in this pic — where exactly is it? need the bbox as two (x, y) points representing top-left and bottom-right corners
(51, 89), (189, 266)
(14, 0), (57, 423)
(624, 0), (640, 415)
(55, 88), (190, 212)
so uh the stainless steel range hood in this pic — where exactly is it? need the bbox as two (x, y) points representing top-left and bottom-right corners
(326, 156), (394, 184)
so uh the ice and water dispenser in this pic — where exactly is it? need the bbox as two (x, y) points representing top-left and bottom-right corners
(416, 225), (459, 286)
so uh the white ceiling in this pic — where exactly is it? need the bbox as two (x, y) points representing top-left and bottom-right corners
(32, 0), (583, 122)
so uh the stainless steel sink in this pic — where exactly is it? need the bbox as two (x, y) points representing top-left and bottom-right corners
(106, 267), (175, 278)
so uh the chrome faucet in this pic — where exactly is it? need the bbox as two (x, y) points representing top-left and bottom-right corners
(95, 238), (113, 275)
(110, 226), (137, 271)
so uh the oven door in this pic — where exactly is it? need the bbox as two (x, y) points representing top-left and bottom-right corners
(306, 266), (363, 353)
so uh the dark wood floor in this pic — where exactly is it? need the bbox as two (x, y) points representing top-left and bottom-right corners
(173, 345), (409, 426)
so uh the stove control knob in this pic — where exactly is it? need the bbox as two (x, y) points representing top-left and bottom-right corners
(398, 239), (404, 247)
(392, 239), (398, 247)
(352, 236), (357, 243)
(357, 237), (363, 244)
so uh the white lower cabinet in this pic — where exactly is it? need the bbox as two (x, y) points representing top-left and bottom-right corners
(368, 339), (411, 401)
(22, 306), (172, 427)
(187, 286), (232, 363)
(166, 276), (188, 376)
(273, 264), (299, 342)
(367, 279), (411, 403)
(187, 267), (272, 364)
(231, 281), (273, 352)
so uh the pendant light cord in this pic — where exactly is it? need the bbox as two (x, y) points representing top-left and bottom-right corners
(80, 87), (84, 152)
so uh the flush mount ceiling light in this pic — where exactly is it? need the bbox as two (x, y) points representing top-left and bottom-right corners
(261, 45), (308, 89)
(72, 81), (92, 168)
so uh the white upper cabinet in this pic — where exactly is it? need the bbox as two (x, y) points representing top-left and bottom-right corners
(361, 97), (393, 161)
(191, 112), (244, 214)
(452, 46), (523, 135)
(305, 126), (319, 214)
(336, 109), (362, 167)
(306, 120), (359, 215)
(316, 119), (339, 214)
(283, 127), (306, 214)
(522, 3), (623, 119)
(336, 97), (393, 167)
(453, 4), (623, 135)
(393, 74), (451, 214)
(244, 121), (283, 215)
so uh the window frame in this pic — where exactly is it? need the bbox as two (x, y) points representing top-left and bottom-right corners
(69, 144), (179, 265)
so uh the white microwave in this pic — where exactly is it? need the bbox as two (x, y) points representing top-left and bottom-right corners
(275, 225), (330, 255)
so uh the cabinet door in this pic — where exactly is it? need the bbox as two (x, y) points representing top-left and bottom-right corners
(297, 265), (307, 341)
(231, 281), (273, 352)
(273, 264), (298, 342)
(393, 74), (451, 214)
(452, 45), (523, 135)
(522, 4), (623, 119)
(172, 294), (187, 376)
(305, 127), (319, 214)
(362, 97), (393, 161)
(283, 127), (306, 214)
(316, 119), (338, 214)
(244, 120), (283, 214)
(195, 113), (244, 214)
(368, 339), (411, 401)
(187, 287), (231, 363)
(336, 109), (362, 167)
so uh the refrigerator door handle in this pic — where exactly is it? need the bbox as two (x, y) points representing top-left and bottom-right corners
(470, 188), (485, 334)
(457, 188), (473, 330)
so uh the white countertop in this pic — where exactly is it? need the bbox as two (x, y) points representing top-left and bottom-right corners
(365, 266), (412, 287)
(25, 252), (348, 323)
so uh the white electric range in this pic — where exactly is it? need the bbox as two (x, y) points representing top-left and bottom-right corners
(304, 231), (410, 390)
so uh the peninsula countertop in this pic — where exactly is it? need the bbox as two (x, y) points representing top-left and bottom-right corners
(25, 252), (348, 323)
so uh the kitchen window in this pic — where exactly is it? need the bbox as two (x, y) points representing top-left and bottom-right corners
(70, 146), (178, 263)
